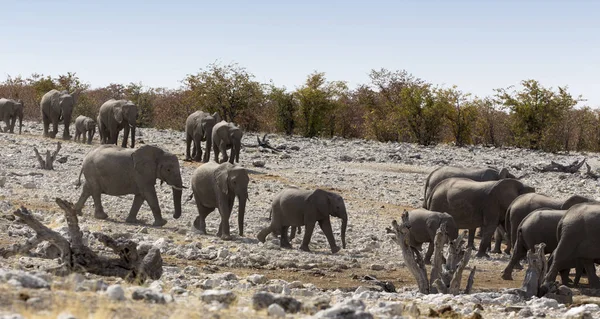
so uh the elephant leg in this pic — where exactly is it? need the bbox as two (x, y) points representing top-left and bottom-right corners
(280, 226), (292, 248)
(62, 123), (71, 140)
(574, 263), (584, 286)
(300, 222), (316, 252)
(122, 125), (130, 148)
(143, 189), (167, 227)
(87, 130), (93, 144)
(560, 268), (573, 286)
(202, 139), (211, 163)
(476, 224), (495, 258)
(193, 140), (202, 162)
(218, 141), (229, 163)
(185, 134), (193, 161)
(193, 205), (214, 235)
(213, 141), (220, 163)
(125, 195), (145, 224)
(74, 184), (92, 216)
(318, 218), (340, 253)
(467, 229), (476, 249)
(109, 127), (119, 145)
(51, 120), (59, 138)
(91, 191), (107, 220)
(582, 259), (600, 288)
(216, 198), (232, 240)
(424, 242), (435, 264)
(491, 227), (504, 254)
(289, 226), (297, 240)
(501, 234), (527, 280)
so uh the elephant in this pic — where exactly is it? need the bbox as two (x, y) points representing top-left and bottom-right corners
(504, 193), (592, 254)
(97, 99), (137, 148)
(190, 161), (249, 240)
(544, 202), (600, 289)
(405, 208), (459, 264)
(40, 89), (78, 139)
(257, 188), (348, 254)
(212, 120), (243, 164)
(427, 178), (535, 258)
(0, 98), (24, 134)
(423, 166), (516, 209)
(74, 144), (184, 226)
(185, 111), (221, 162)
(74, 115), (97, 144)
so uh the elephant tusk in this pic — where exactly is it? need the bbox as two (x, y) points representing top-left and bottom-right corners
(169, 184), (187, 191)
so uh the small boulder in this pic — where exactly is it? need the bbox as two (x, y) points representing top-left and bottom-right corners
(106, 284), (125, 301)
(268, 303), (286, 317)
(201, 289), (236, 305)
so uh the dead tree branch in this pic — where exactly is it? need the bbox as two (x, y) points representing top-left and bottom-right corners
(33, 142), (61, 170)
(256, 134), (281, 152)
(584, 163), (600, 180)
(536, 158), (586, 173)
(390, 211), (429, 294)
(8, 198), (163, 282)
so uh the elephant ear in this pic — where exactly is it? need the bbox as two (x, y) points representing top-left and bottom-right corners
(310, 189), (331, 219)
(214, 164), (230, 195)
(114, 103), (124, 124)
(131, 145), (161, 180)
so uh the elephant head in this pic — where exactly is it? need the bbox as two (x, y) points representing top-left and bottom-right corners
(215, 163), (249, 236)
(56, 91), (77, 126)
(311, 189), (348, 249)
(561, 195), (594, 209)
(114, 100), (137, 148)
(491, 179), (535, 213)
(131, 145), (184, 220)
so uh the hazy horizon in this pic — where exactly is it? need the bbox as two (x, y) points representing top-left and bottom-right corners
(2, 1), (599, 106)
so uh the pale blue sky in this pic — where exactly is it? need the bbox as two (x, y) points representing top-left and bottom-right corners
(2, 1), (599, 106)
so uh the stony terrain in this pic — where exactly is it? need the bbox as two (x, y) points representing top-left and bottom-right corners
(1, 121), (600, 318)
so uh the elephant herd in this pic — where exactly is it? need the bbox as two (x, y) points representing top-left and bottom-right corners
(419, 166), (600, 289)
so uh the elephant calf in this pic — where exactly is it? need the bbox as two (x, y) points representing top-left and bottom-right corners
(185, 111), (221, 162)
(74, 115), (97, 144)
(0, 98), (24, 134)
(212, 120), (243, 164)
(75, 145), (184, 226)
(190, 162), (249, 240)
(257, 188), (348, 254)
(406, 208), (459, 264)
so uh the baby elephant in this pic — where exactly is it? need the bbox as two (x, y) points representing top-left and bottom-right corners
(406, 208), (459, 264)
(74, 115), (96, 144)
(257, 188), (348, 254)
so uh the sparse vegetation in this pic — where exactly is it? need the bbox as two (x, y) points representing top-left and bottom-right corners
(1, 64), (597, 152)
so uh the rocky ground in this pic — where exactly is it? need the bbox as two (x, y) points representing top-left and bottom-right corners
(1, 121), (600, 318)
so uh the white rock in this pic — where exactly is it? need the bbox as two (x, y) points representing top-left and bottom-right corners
(247, 274), (267, 285)
(267, 303), (286, 317)
(565, 304), (600, 319)
(56, 312), (77, 319)
(105, 284), (125, 301)
(201, 289), (236, 305)
(217, 248), (229, 259)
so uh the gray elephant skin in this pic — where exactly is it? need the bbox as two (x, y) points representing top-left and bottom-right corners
(502, 209), (573, 282)
(75, 144), (184, 226)
(0, 98), (23, 134)
(212, 120), (243, 164)
(74, 115), (97, 144)
(406, 208), (459, 264)
(427, 178), (534, 258)
(544, 203), (600, 288)
(185, 111), (221, 162)
(40, 89), (78, 139)
(504, 193), (591, 254)
(98, 99), (137, 148)
(423, 166), (515, 209)
(190, 161), (249, 240)
(257, 188), (348, 254)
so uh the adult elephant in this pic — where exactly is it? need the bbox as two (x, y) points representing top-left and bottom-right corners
(405, 208), (459, 264)
(74, 145), (184, 226)
(190, 161), (249, 240)
(502, 208), (583, 284)
(257, 188), (348, 254)
(423, 166), (516, 209)
(98, 99), (137, 148)
(504, 193), (592, 254)
(427, 178), (535, 258)
(544, 203), (600, 288)
(185, 111), (221, 162)
(212, 121), (243, 164)
(40, 89), (78, 139)
(0, 98), (24, 134)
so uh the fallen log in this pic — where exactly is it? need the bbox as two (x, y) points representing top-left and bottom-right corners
(584, 163), (600, 180)
(536, 158), (585, 173)
(4, 198), (163, 282)
(33, 142), (61, 170)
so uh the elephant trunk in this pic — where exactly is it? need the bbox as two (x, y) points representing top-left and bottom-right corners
(204, 128), (212, 162)
(18, 112), (23, 134)
(341, 217), (347, 249)
(172, 188), (182, 219)
(237, 192), (247, 236)
(130, 125), (136, 148)
(234, 139), (241, 163)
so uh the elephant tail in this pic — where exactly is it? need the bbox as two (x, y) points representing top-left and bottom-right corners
(75, 167), (83, 188)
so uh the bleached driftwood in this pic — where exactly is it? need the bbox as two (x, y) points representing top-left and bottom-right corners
(256, 134), (281, 153)
(33, 142), (61, 170)
(4, 198), (163, 282)
(536, 158), (585, 173)
(584, 163), (600, 180)
(389, 210), (476, 295)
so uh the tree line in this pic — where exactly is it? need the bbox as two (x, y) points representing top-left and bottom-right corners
(0, 63), (597, 153)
